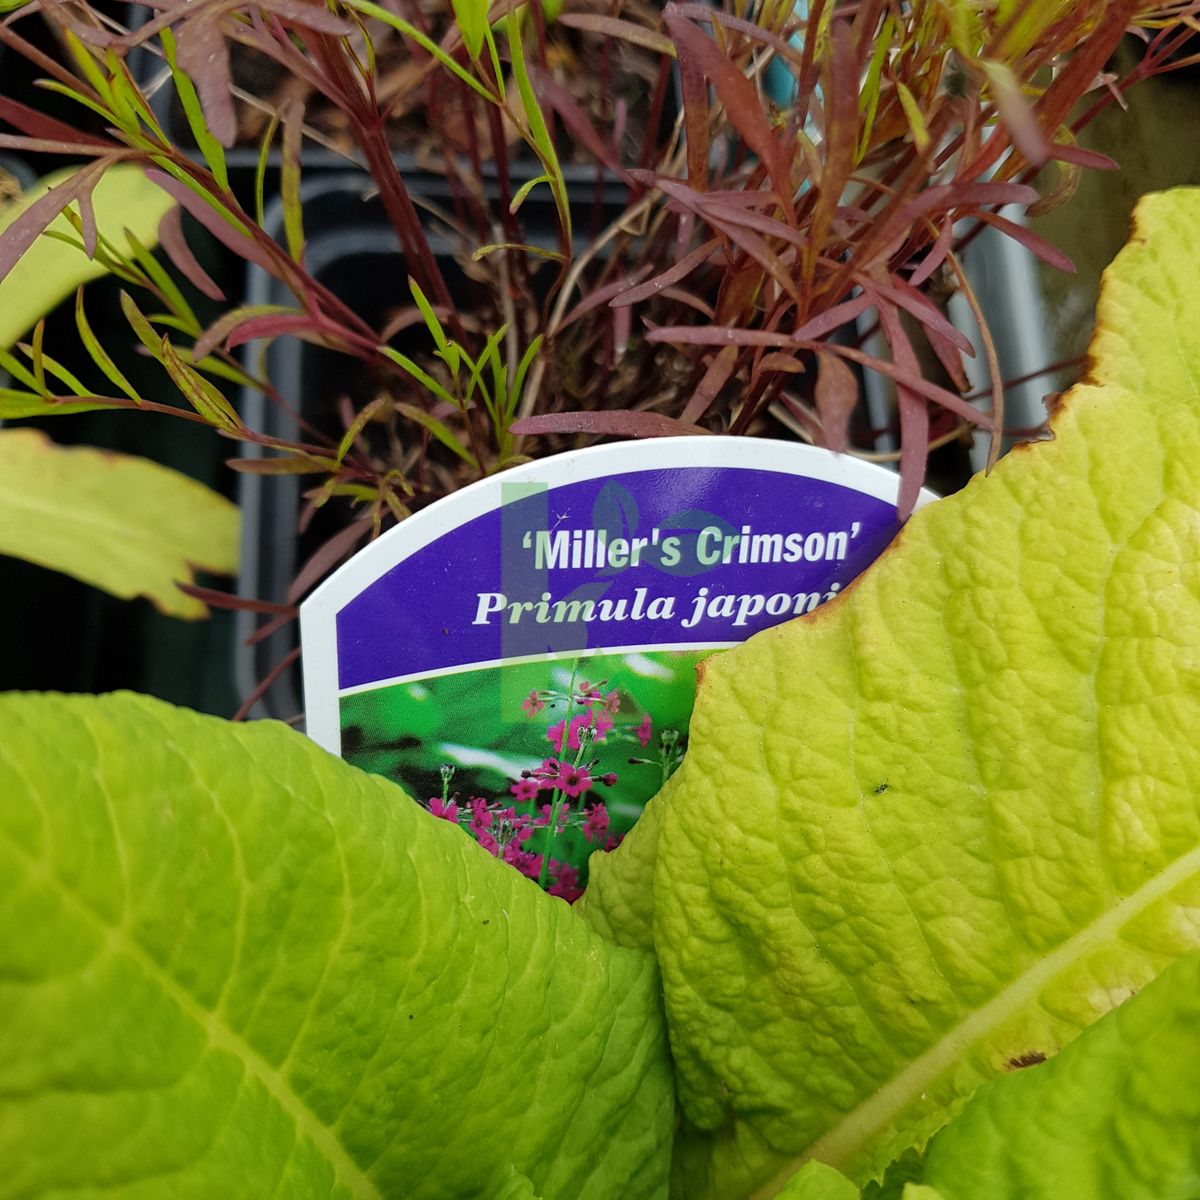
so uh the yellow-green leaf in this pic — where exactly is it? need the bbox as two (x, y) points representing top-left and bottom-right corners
(0, 164), (176, 351)
(0, 428), (240, 619)
(581, 188), (1200, 1195)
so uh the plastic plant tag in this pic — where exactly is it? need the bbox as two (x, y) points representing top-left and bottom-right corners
(301, 436), (929, 898)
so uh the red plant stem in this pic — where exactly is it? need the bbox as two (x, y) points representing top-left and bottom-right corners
(306, 34), (463, 337)
(357, 117), (464, 338)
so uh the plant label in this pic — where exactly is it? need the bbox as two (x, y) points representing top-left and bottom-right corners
(301, 437), (930, 896)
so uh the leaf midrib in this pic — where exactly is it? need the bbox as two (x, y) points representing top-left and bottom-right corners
(753, 840), (1200, 1200)
(4, 816), (385, 1200)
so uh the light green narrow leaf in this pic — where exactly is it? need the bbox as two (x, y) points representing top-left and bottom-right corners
(900, 953), (1200, 1200)
(451, 0), (489, 59)
(159, 336), (242, 431)
(160, 26), (230, 191)
(396, 400), (479, 468)
(75, 287), (144, 404)
(506, 333), (543, 421)
(341, 0), (501, 103)
(581, 187), (1200, 1195)
(0, 429), (238, 618)
(280, 99), (305, 263)
(510, 172), (552, 214)
(409, 276), (459, 375)
(504, 12), (571, 244)
(379, 344), (459, 408)
(0, 692), (674, 1196)
(0, 165), (176, 351)
(254, 109), (280, 230)
(894, 81), (930, 153)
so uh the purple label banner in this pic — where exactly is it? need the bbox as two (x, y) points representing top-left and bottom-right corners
(302, 438), (921, 754)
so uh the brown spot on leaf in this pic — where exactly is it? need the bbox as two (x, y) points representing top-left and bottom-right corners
(1005, 1051), (1046, 1070)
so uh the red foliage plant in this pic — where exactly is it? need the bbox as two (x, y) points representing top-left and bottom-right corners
(1, 0), (1198, 651)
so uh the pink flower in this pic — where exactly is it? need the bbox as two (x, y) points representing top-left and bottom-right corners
(548, 862), (583, 903)
(533, 803), (570, 831)
(554, 764), (593, 798)
(521, 689), (545, 717)
(583, 803), (610, 843)
(510, 777), (539, 803)
(428, 797), (459, 823)
(604, 689), (621, 714)
(547, 712), (593, 754)
(599, 772), (618, 787)
(469, 798), (493, 835)
(633, 714), (653, 748)
(477, 830), (499, 856)
(591, 711), (614, 741)
(503, 844), (543, 879)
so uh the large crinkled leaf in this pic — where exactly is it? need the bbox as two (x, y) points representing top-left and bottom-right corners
(0, 164), (176, 351)
(0, 428), (239, 618)
(581, 187), (1200, 1196)
(0, 692), (673, 1198)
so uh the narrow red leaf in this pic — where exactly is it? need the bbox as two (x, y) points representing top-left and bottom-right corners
(176, 13), (237, 148)
(809, 21), (857, 249)
(794, 340), (992, 431)
(707, 214), (802, 305)
(974, 212), (1076, 273)
(558, 269), (652, 333)
(1036, 0), (1140, 135)
(556, 12), (674, 56)
(858, 271), (974, 355)
(867, 181), (1040, 267)
(923, 323), (970, 393)
(0, 134), (116, 157)
(1048, 142), (1118, 171)
(814, 349), (857, 452)
(695, 193), (807, 247)
(145, 170), (276, 274)
(226, 314), (343, 348)
(0, 96), (116, 148)
(792, 291), (873, 340)
(610, 239), (719, 307)
(287, 518), (375, 605)
(909, 220), (954, 287)
(260, 0), (354, 33)
(665, 7), (793, 204)
(680, 345), (736, 424)
(659, 287), (715, 319)
(647, 325), (796, 349)
(176, 583), (296, 615)
(876, 303), (928, 520)
(669, 14), (711, 190)
(510, 410), (711, 439)
(670, 3), (803, 65)
(158, 205), (227, 302)
(0, 161), (105, 285)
